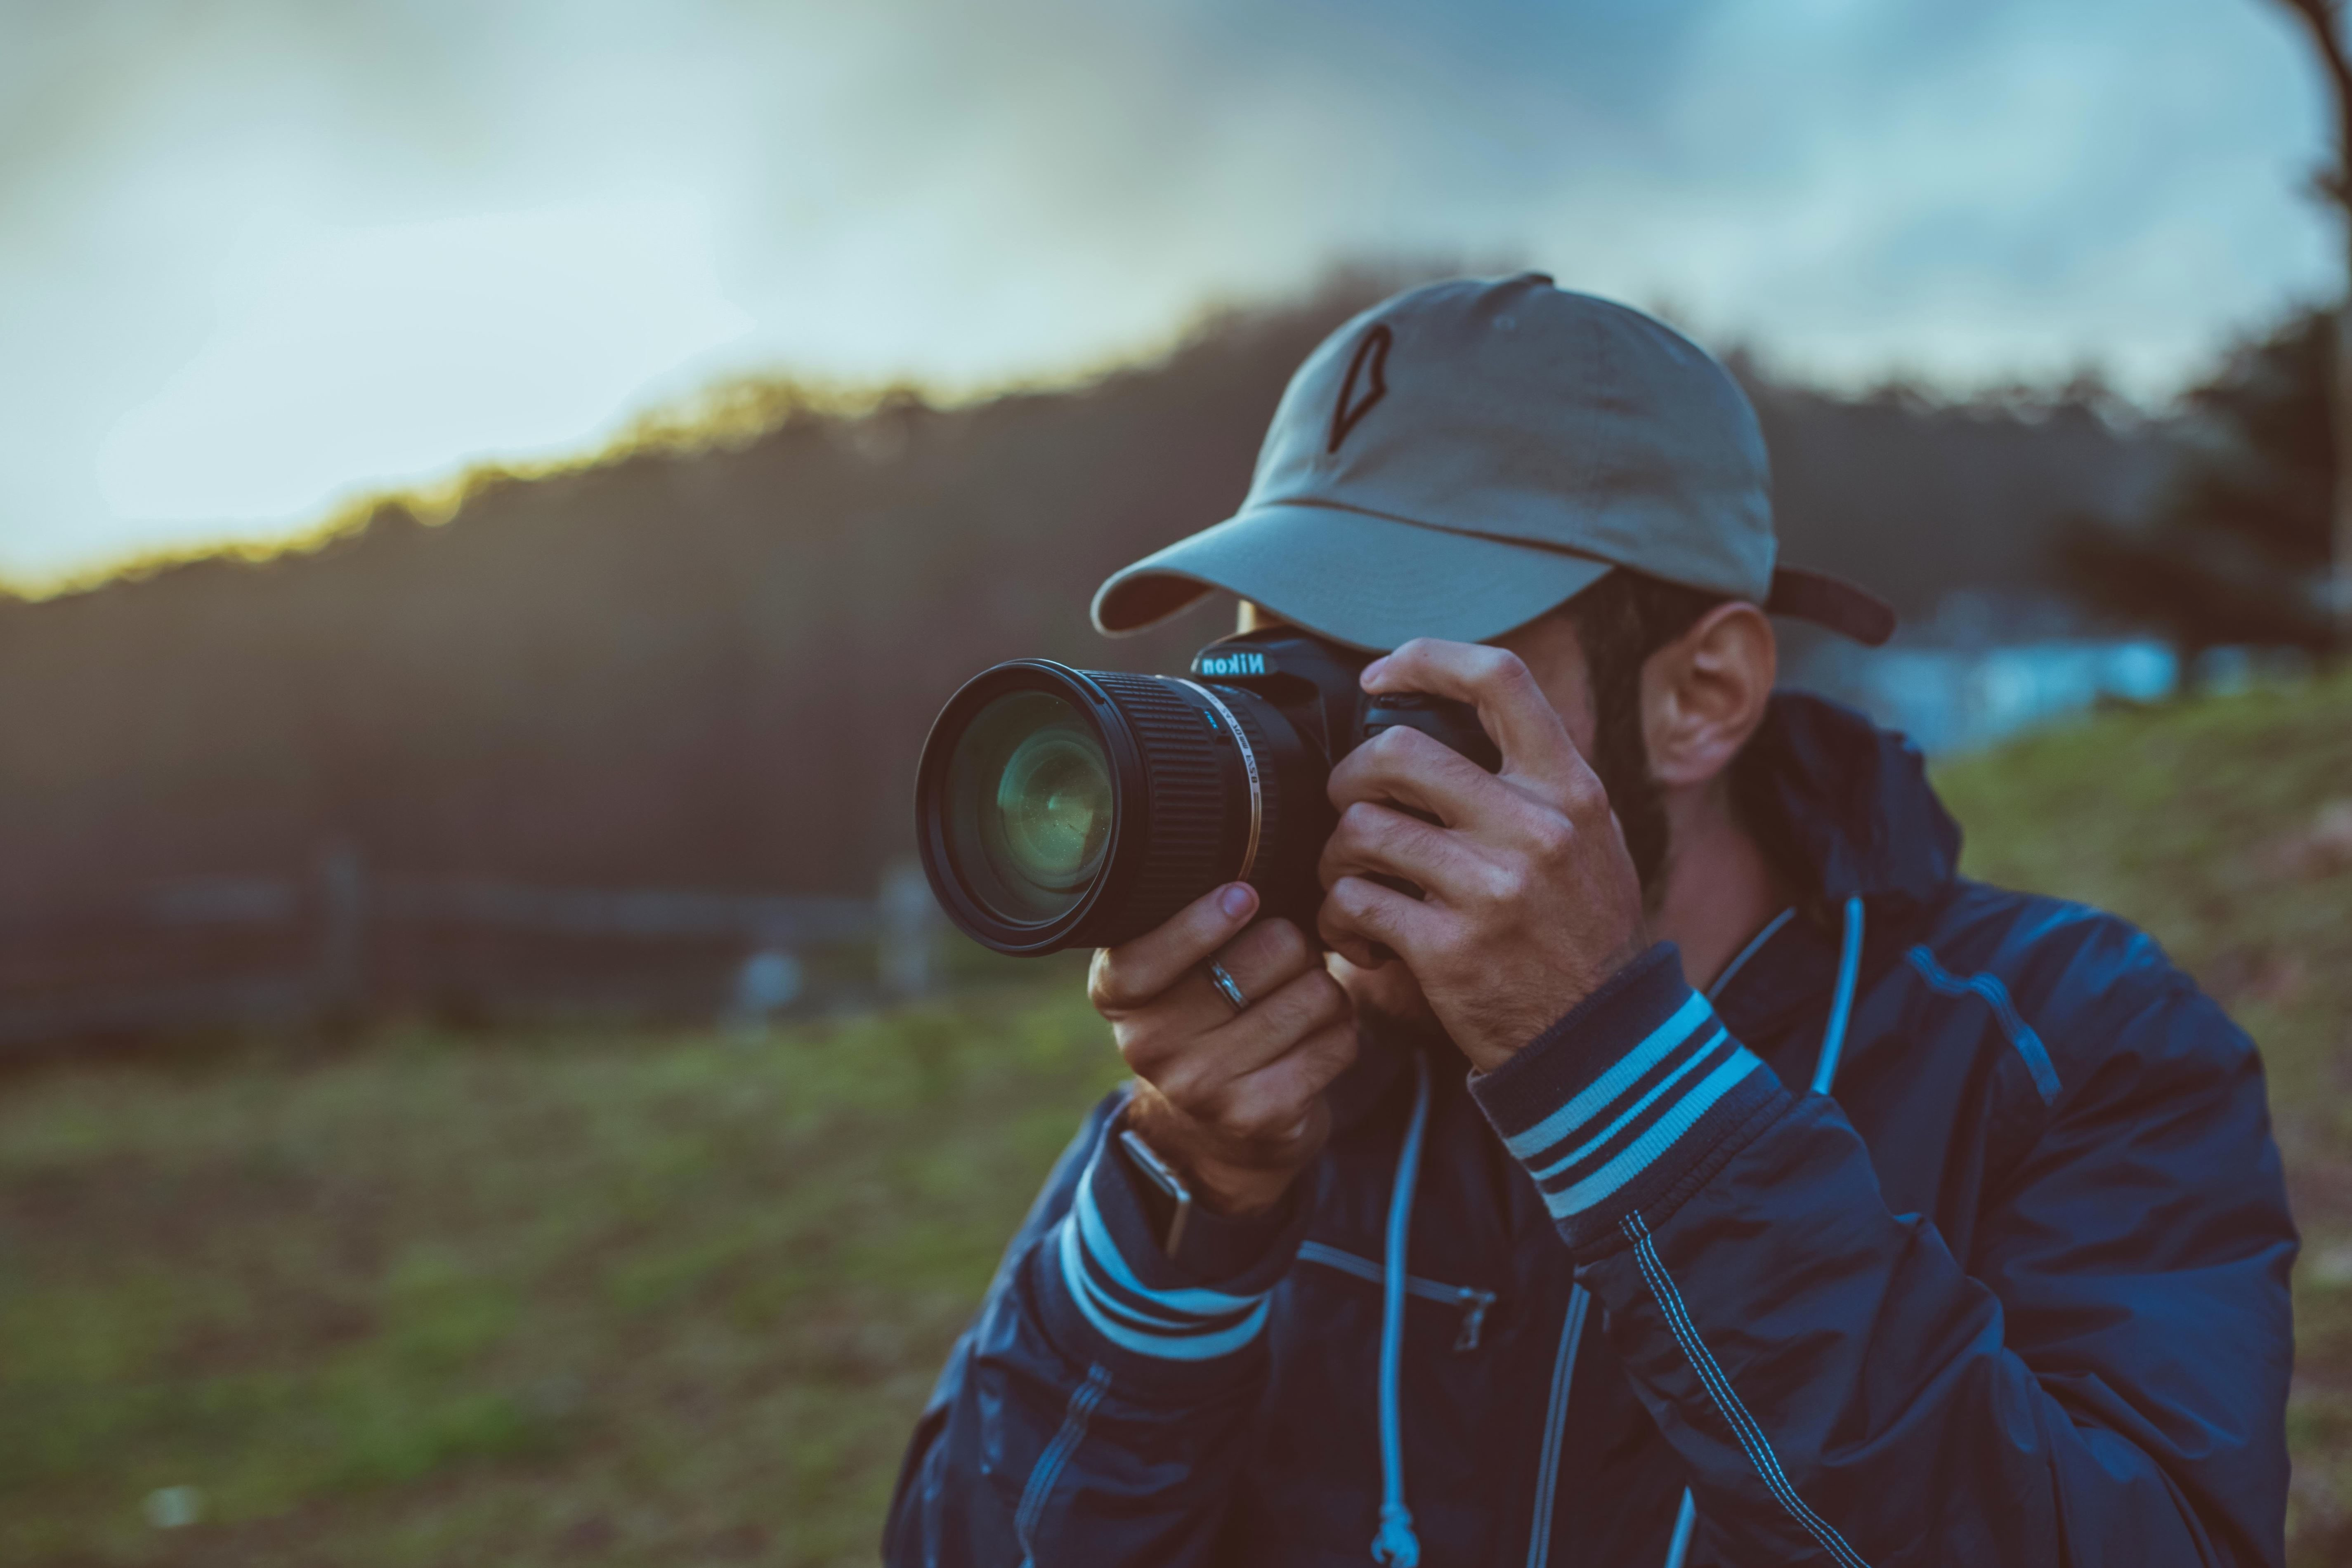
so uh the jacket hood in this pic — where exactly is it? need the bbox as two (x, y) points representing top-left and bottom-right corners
(1333, 691), (1963, 1134)
(1739, 690), (1962, 912)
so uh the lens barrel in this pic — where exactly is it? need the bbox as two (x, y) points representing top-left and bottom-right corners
(916, 660), (1298, 954)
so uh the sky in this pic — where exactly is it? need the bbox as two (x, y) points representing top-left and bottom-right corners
(0, 0), (2339, 584)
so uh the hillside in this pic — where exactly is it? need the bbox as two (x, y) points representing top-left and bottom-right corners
(1, 675), (2345, 1565)
(0, 283), (2164, 915)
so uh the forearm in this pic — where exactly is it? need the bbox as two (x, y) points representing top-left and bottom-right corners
(1470, 946), (2289, 1567)
(1578, 1096), (2249, 1565)
(887, 1108), (1308, 1566)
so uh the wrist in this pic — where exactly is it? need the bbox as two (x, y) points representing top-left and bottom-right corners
(1123, 1092), (1302, 1217)
(1467, 941), (1781, 1250)
(1107, 1104), (1311, 1281)
(1460, 925), (1653, 1075)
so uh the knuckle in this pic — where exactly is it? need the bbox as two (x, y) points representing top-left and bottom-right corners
(1529, 813), (1575, 861)
(1204, 1082), (1252, 1129)
(1112, 1020), (1166, 1072)
(1257, 917), (1311, 972)
(1363, 726), (1410, 766)
(1225, 1095), (1296, 1145)
(1338, 799), (1387, 845)
(1304, 971), (1351, 1027)
(1390, 723), (1442, 760)
(1561, 769), (1608, 818)
(1155, 1060), (1214, 1115)
(1485, 646), (1533, 688)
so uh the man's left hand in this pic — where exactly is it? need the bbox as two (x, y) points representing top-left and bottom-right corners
(1317, 637), (1651, 1073)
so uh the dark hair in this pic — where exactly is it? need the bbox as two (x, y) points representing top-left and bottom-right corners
(1557, 570), (1728, 890)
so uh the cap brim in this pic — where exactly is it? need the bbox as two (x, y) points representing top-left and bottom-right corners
(1765, 566), (1897, 647)
(1092, 502), (1616, 653)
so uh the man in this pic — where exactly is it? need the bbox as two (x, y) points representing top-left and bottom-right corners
(883, 274), (2295, 1566)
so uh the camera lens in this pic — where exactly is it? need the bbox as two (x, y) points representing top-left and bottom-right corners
(916, 660), (1306, 955)
(948, 690), (1114, 920)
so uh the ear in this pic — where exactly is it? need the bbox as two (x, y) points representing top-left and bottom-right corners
(1642, 602), (1776, 791)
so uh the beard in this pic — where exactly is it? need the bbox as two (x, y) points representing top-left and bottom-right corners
(1584, 693), (1672, 903)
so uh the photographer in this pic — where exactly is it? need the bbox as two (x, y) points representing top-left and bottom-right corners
(883, 276), (2294, 1566)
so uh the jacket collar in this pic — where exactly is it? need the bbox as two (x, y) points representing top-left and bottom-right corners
(1737, 690), (1962, 912)
(1712, 691), (1963, 1045)
(1337, 691), (1964, 1124)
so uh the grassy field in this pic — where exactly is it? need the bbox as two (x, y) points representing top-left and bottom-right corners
(3, 676), (2350, 1566)
(0, 964), (1117, 1567)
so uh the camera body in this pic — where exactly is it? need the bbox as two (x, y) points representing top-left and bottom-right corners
(915, 627), (1498, 955)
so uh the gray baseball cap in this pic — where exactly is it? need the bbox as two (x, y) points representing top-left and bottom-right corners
(1092, 272), (1894, 652)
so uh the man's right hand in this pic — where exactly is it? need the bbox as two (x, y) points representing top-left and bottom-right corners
(1088, 882), (1358, 1217)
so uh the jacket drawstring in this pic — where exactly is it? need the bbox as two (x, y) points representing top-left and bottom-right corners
(1811, 894), (1866, 1095)
(1663, 894), (1866, 1568)
(1663, 1489), (1697, 1568)
(1371, 1050), (1433, 1567)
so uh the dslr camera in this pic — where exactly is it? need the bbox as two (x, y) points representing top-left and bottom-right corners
(915, 629), (1498, 954)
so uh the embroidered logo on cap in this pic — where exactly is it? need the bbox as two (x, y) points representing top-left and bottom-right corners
(1327, 324), (1391, 453)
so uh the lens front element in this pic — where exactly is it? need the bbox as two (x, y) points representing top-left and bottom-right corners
(997, 720), (1112, 889)
(946, 691), (1115, 923)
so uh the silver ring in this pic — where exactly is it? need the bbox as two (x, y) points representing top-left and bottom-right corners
(1204, 960), (1249, 1013)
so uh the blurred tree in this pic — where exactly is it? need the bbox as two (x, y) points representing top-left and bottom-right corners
(2061, 310), (2336, 652)
(2267, 0), (2352, 637)
(0, 281), (2166, 911)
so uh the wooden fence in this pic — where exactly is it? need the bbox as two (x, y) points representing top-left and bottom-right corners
(0, 853), (941, 1049)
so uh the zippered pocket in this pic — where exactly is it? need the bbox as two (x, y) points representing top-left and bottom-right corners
(1295, 1239), (1498, 1351)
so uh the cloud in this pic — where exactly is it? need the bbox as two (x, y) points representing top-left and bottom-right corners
(97, 198), (751, 522)
(0, 0), (2336, 580)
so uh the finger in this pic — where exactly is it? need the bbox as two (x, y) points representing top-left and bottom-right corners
(1327, 723), (1514, 831)
(1362, 638), (1593, 797)
(1204, 1021), (1360, 1146)
(1154, 967), (1352, 1110)
(1119, 918), (1323, 1077)
(1090, 881), (1258, 1014)
(1318, 873), (1447, 971)
(1209, 917), (1321, 1002)
(1317, 800), (1485, 904)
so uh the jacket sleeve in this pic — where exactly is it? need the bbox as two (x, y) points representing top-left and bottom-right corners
(1468, 942), (2296, 1568)
(883, 1087), (1310, 1568)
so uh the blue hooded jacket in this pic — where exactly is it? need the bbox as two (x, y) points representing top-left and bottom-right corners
(884, 693), (2296, 1567)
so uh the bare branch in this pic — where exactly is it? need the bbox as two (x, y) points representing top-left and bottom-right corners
(2273, 0), (2352, 213)
(2277, 0), (2352, 111)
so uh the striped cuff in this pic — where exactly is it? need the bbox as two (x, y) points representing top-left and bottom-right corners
(1470, 944), (1787, 1251)
(1034, 1131), (1304, 1389)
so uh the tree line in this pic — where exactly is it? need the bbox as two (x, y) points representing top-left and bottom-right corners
(0, 280), (2193, 906)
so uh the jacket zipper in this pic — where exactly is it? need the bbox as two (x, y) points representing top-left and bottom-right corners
(1295, 1239), (1497, 1351)
(1523, 1284), (1589, 1568)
